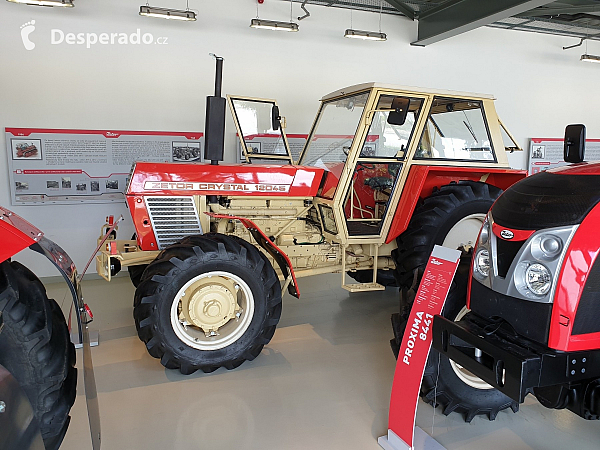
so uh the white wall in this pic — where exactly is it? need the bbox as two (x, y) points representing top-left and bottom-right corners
(1, 0), (600, 276)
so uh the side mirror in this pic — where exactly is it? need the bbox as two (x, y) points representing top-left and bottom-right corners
(272, 105), (281, 131)
(564, 124), (586, 163)
(387, 97), (410, 126)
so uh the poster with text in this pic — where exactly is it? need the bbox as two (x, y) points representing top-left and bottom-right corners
(5, 128), (203, 205)
(528, 137), (600, 175)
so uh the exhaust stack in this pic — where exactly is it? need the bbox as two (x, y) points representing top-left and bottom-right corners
(204, 54), (226, 165)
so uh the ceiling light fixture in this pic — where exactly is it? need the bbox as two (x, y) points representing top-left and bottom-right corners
(250, 0), (299, 32)
(581, 53), (600, 63)
(250, 19), (298, 32)
(344, 0), (386, 42)
(344, 29), (387, 41)
(139, 1), (196, 21)
(6, 0), (73, 6)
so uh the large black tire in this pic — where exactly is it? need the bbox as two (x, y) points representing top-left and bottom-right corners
(390, 257), (518, 422)
(392, 181), (501, 289)
(128, 264), (147, 288)
(0, 260), (77, 450)
(128, 234), (148, 288)
(347, 269), (397, 287)
(133, 233), (282, 375)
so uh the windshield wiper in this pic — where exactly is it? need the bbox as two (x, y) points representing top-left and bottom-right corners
(463, 120), (478, 142)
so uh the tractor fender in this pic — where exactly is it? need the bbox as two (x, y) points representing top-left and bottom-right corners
(0, 206), (101, 450)
(205, 212), (300, 298)
(385, 166), (527, 244)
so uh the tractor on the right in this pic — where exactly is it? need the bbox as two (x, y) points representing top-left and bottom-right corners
(431, 124), (600, 422)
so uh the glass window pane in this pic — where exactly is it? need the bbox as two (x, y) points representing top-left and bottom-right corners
(361, 96), (423, 158)
(343, 162), (402, 236)
(300, 92), (369, 169)
(416, 98), (495, 161)
(231, 99), (288, 157)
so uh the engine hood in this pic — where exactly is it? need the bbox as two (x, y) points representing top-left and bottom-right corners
(492, 167), (600, 230)
(127, 162), (325, 197)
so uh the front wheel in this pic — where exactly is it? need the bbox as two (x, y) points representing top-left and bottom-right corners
(133, 233), (282, 374)
(391, 258), (518, 422)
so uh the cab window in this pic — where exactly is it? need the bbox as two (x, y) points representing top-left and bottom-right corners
(415, 97), (495, 161)
(361, 95), (423, 159)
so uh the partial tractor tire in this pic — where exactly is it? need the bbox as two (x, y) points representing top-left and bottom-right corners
(128, 234), (148, 288)
(393, 181), (501, 289)
(0, 260), (77, 450)
(133, 233), (282, 375)
(347, 269), (397, 287)
(128, 264), (147, 288)
(390, 258), (518, 422)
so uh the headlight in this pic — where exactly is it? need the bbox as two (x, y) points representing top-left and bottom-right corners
(474, 249), (490, 278)
(479, 221), (490, 245)
(525, 263), (552, 296)
(530, 234), (562, 261)
(515, 261), (552, 298)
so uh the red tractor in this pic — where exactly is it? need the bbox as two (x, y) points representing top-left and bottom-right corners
(0, 207), (100, 450)
(431, 124), (600, 422)
(96, 58), (526, 375)
(16, 143), (38, 158)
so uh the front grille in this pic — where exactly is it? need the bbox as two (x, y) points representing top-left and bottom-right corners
(145, 196), (202, 249)
(495, 238), (525, 278)
(470, 280), (553, 345)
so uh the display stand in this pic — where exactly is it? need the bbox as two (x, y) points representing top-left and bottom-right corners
(71, 330), (99, 349)
(379, 245), (461, 450)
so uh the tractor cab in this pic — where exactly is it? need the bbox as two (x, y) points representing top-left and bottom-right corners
(229, 83), (520, 249)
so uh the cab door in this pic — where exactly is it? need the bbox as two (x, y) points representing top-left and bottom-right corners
(227, 96), (295, 165)
(340, 92), (427, 238)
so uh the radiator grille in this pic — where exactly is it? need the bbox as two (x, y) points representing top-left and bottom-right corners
(145, 196), (202, 249)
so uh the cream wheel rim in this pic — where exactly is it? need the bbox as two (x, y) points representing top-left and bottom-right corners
(448, 306), (494, 390)
(442, 213), (486, 251)
(170, 271), (255, 351)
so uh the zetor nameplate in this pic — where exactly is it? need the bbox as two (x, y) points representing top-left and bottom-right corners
(143, 181), (290, 192)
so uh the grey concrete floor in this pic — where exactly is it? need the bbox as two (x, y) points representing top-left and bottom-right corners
(44, 274), (600, 450)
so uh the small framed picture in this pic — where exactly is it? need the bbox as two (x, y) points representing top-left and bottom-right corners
(12, 139), (42, 160)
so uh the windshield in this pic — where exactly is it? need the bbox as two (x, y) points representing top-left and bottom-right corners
(299, 92), (369, 168)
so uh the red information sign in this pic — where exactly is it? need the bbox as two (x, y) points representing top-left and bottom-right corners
(379, 245), (461, 450)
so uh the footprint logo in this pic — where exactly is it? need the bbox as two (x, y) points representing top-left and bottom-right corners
(21, 20), (36, 51)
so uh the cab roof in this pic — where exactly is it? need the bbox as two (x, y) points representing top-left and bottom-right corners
(321, 82), (496, 102)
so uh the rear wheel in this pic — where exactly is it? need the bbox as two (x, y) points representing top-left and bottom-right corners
(0, 260), (77, 450)
(392, 181), (500, 291)
(133, 233), (282, 374)
(391, 257), (518, 422)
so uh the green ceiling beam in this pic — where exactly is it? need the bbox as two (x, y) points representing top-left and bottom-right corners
(518, 4), (600, 17)
(385, 0), (415, 20)
(412, 0), (554, 46)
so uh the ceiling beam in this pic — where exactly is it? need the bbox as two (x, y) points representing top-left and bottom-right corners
(518, 4), (600, 17)
(384, 0), (415, 20)
(411, 0), (554, 46)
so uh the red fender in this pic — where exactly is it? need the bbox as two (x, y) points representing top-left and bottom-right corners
(0, 206), (41, 263)
(385, 166), (527, 244)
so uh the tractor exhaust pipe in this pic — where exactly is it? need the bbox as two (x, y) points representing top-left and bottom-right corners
(204, 54), (226, 166)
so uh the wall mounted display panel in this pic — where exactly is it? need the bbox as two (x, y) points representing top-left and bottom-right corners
(529, 137), (600, 175)
(5, 128), (203, 205)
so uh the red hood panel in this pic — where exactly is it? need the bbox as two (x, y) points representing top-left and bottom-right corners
(128, 162), (324, 197)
